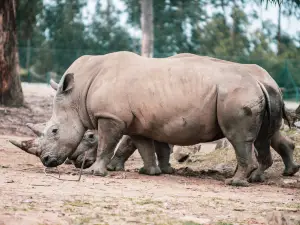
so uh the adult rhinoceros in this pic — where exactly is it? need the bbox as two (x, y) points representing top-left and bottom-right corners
(13, 53), (298, 180)
(12, 51), (287, 186)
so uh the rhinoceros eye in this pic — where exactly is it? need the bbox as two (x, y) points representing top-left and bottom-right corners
(88, 134), (94, 139)
(52, 128), (58, 134)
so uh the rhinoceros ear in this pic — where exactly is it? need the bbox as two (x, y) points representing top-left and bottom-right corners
(59, 73), (74, 93)
(50, 79), (58, 91)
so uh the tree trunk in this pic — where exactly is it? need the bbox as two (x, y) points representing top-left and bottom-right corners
(25, 38), (31, 71)
(0, 0), (24, 106)
(140, 0), (153, 58)
(221, 0), (227, 25)
(106, 0), (112, 26)
(230, 0), (237, 52)
(277, 2), (282, 55)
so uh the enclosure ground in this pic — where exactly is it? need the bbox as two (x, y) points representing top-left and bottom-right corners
(0, 83), (299, 225)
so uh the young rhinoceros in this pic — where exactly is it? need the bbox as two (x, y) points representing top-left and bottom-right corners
(11, 52), (288, 187)
(70, 133), (174, 174)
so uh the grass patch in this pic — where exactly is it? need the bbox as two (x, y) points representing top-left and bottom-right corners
(63, 200), (91, 207)
(182, 221), (203, 225)
(216, 222), (234, 225)
(135, 198), (163, 206)
(72, 216), (94, 225)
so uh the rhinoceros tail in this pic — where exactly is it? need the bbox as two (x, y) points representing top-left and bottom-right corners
(282, 102), (291, 129)
(256, 80), (272, 138)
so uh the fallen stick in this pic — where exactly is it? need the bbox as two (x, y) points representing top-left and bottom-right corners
(44, 152), (87, 182)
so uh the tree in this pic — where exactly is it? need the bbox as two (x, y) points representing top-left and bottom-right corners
(0, 0), (24, 106)
(16, 0), (44, 72)
(123, 0), (208, 57)
(87, 0), (136, 55)
(140, 0), (153, 57)
(35, 0), (88, 76)
(263, 0), (300, 5)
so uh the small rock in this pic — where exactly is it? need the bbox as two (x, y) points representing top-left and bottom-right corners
(283, 179), (297, 184)
(22, 199), (34, 203)
(174, 152), (190, 162)
(173, 146), (190, 162)
(214, 138), (230, 149)
(294, 121), (300, 129)
(192, 144), (201, 153)
(233, 208), (245, 211)
(196, 143), (216, 155)
(5, 180), (14, 183)
(214, 163), (233, 174)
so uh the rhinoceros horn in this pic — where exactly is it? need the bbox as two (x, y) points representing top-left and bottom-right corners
(50, 79), (58, 91)
(9, 139), (41, 157)
(26, 123), (45, 136)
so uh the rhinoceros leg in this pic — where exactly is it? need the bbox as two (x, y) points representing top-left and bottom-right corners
(220, 97), (264, 186)
(107, 135), (137, 171)
(271, 131), (300, 176)
(224, 141), (257, 186)
(154, 141), (174, 174)
(248, 112), (278, 183)
(92, 118), (125, 176)
(130, 135), (161, 175)
(248, 141), (272, 183)
(108, 135), (173, 174)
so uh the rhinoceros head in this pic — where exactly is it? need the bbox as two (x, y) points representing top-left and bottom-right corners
(38, 73), (86, 167)
(11, 123), (97, 169)
(68, 130), (98, 169)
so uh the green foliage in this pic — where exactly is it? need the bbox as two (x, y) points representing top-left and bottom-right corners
(16, 0), (300, 99)
(17, 0), (135, 80)
(87, 0), (138, 55)
(123, 0), (209, 56)
(37, 0), (88, 75)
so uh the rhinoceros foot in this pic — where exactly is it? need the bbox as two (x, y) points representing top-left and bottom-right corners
(93, 169), (108, 177)
(107, 158), (125, 171)
(160, 165), (174, 174)
(91, 162), (109, 176)
(282, 164), (300, 176)
(225, 178), (249, 187)
(139, 166), (161, 175)
(248, 170), (265, 183)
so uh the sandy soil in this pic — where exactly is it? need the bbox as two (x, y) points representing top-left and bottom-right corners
(0, 83), (299, 225)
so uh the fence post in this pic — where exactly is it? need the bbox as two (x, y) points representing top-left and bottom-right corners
(285, 60), (299, 102)
(46, 72), (50, 85)
(27, 70), (31, 83)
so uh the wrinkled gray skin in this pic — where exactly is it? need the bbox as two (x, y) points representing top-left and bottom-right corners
(14, 52), (288, 186)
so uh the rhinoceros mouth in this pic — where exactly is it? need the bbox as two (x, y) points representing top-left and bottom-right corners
(43, 152), (88, 182)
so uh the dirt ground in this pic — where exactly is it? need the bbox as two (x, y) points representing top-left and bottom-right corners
(0, 83), (300, 225)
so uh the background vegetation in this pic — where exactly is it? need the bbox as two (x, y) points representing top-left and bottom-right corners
(17, 0), (300, 99)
